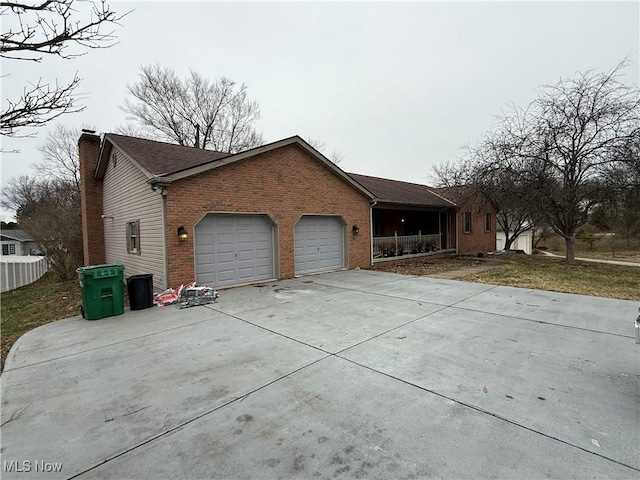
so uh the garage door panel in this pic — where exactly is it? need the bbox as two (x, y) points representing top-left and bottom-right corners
(237, 250), (255, 262)
(295, 216), (345, 275)
(195, 214), (274, 287)
(218, 233), (236, 245)
(218, 269), (237, 283)
(196, 254), (215, 268)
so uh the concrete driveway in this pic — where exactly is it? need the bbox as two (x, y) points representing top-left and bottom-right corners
(1, 270), (638, 479)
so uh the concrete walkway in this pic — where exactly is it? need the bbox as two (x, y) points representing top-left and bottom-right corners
(1, 270), (638, 479)
(539, 250), (640, 267)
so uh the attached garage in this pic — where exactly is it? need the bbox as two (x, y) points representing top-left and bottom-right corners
(195, 214), (275, 287)
(294, 215), (345, 275)
(82, 133), (373, 289)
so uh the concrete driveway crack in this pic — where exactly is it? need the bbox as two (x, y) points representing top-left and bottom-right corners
(336, 355), (639, 473)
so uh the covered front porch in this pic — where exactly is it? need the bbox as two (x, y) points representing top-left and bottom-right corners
(372, 207), (456, 259)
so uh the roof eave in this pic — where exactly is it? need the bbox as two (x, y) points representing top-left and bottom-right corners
(374, 200), (457, 210)
(157, 136), (376, 200)
(96, 134), (156, 180)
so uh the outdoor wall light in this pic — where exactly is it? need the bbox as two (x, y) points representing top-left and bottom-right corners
(352, 225), (360, 235)
(177, 226), (188, 242)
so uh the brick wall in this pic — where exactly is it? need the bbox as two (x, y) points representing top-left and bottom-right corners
(164, 144), (372, 286)
(78, 132), (106, 265)
(456, 192), (497, 254)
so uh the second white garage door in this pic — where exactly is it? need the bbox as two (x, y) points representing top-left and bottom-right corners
(195, 214), (274, 287)
(294, 216), (345, 275)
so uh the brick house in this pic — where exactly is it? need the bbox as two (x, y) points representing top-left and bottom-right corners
(79, 132), (373, 290)
(79, 132), (496, 290)
(432, 186), (497, 254)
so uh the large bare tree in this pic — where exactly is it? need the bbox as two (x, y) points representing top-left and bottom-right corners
(34, 123), (81, 189)
(504, 64), (640, 261)
(122, 64), (263, 153)
(437, 63), (640, 262)
(1, 0), (126, 136)
(1, 125), (84, 278)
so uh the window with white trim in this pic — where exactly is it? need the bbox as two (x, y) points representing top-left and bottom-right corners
(2, 244), (16, 255)
(127, 221), (140, 254)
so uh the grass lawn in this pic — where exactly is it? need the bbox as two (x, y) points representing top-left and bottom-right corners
(460, 254), (640, 301)
(1, 272), (83, 372)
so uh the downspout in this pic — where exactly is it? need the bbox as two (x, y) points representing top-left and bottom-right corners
(150, 179), (170, 289)
(370, 200), (377, 266)
(162, 191), (169, 290)
(455, 210), (459, 253)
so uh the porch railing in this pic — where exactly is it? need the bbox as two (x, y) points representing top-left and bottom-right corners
(373, 233), (441, 258)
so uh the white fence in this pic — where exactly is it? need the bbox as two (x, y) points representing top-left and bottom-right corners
(0, 256), (48, 293)
(373, 233), (441, 258)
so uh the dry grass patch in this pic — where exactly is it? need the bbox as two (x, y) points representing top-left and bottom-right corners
(1, 273), (83, 372)
(461, 255), (640, 301)
(371, 256), (487, 276)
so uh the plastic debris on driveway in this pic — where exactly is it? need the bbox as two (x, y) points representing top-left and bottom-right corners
(154, 282), (219, 308)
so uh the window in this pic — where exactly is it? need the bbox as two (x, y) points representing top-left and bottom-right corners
(463, 212), (472, 233)
(2, 244), (16, 255)
(127, 221), (140, 254)
(485, 213), (492, 232)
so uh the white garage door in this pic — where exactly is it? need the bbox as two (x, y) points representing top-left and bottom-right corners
(294, 216), (345, 275)
(195, 214), (274, 287)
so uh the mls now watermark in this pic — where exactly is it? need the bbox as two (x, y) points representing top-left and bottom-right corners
(3, 460), (63, 473)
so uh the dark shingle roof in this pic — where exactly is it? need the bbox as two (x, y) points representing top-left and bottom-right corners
(349, 173), (456, 208)
(106, 134), (231, 176)
(431, 185), (475, 205)
(0, 229), (33, 242)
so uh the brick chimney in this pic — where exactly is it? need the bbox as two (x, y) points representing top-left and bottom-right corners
(78, 130), (106, 265)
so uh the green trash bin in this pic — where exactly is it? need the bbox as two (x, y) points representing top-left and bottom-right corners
(76, 264), (125, 320)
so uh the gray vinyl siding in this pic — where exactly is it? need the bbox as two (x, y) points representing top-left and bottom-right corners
(102, 150), (166, 291)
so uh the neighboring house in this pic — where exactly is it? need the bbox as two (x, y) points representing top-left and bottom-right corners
(432, 186), (498, 254)
(79, 132), (498, 290)
(0, 230), (42, 256)
(496, 227), (534, 254)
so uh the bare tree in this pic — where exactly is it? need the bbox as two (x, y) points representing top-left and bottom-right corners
(593, 143), (640, 248)
(432, 143), (536, 251)
(470, 137), (539, 250)
(2, 176), (82, 280)
(34, 123), (84, 189)
(1, 0), (126, 136)
(122, 64), (263, 153)
(501, 63), (640, 261)
(1, 124), (85, 278)
(435, 64), (639, 261)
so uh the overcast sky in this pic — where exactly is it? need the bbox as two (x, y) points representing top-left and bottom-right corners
(1, 1), (638, 220)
